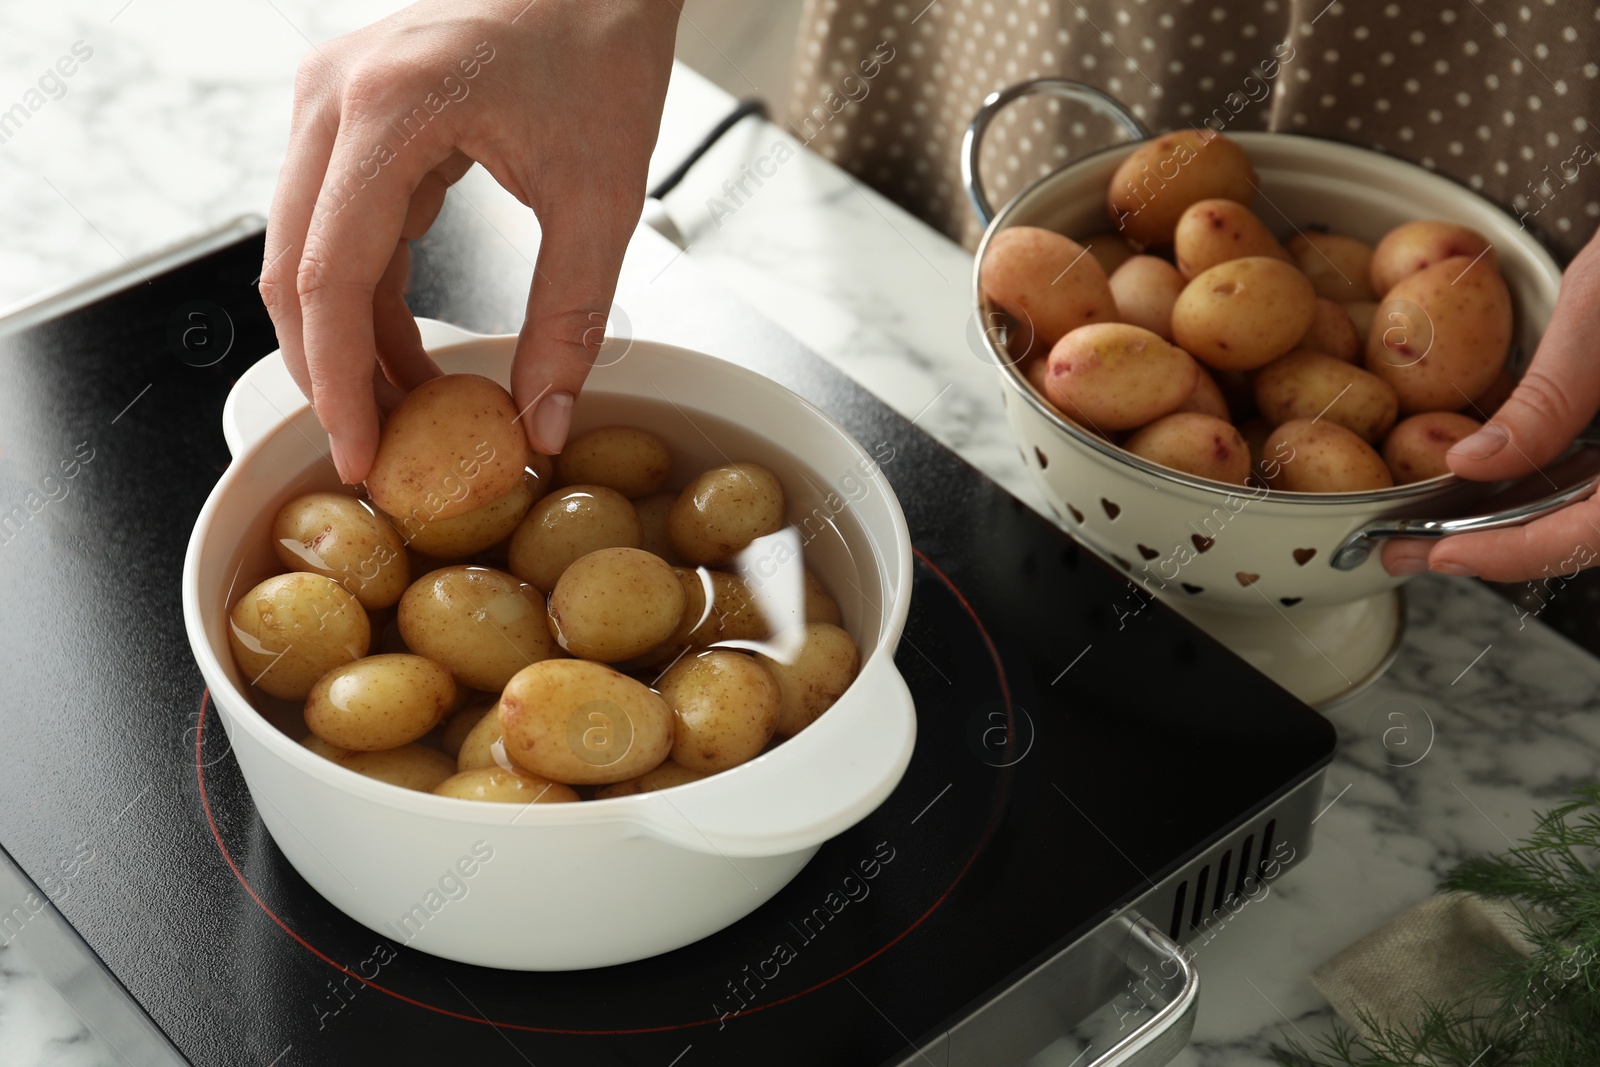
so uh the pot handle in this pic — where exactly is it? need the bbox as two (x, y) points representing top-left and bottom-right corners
(962, 78), (1151, 227)
(221, 318), (490, 457)
(628, 651), (917, 859)
(1084, 916), (1199, 1067)
(1331, 440), (1600, 570)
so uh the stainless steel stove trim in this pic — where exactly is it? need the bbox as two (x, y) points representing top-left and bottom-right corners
(899, 767), (1328, 1067)
(0, 214), (266, 337)
(0, 844), (189, 1066)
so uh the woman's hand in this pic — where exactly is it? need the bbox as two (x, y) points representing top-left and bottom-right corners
(1382, 230), (1600, 582)
(260, 0), (679, 481)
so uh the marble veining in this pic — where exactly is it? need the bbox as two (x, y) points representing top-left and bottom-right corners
(2, 4), (1597, 1066)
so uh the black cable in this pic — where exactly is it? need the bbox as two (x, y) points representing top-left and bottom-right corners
(647, 97), (769, 200)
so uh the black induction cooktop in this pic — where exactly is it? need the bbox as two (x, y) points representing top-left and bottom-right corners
(0, 209), (1335, 1067)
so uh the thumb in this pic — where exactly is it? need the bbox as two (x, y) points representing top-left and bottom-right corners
(510, 203), (635, 455)
(1449, 247), (1600, 481)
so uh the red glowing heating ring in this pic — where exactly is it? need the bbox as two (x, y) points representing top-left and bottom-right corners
(196, 547), (1013, 1034)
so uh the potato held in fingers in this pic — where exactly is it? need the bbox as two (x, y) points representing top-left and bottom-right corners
(1042, 323), (1199, 432)
(1364, 255), (1512, 414)
(365, 374), (531, 524)
(391, 471), (537, 559)
(500, 659), (674, 785)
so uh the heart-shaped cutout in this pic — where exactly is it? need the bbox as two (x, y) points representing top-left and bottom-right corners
(1280, 596), (1303, 607)
(1101, 498), (1121, 520)
(1066, 503), (1085, 523)
(1035, 446), (1049, 469)
(1293, 547), (1317, 566)
(1191, 534), (1214, 554)
(1236, 572), (1261, 587)
(1137, 543), (1160, 560)
(1181, 583), (1204, 595)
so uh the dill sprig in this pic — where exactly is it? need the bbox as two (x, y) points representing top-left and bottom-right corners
(1275, 785), (1600, 1067)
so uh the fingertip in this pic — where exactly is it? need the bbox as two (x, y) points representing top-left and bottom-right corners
(525, 391), (574, 455)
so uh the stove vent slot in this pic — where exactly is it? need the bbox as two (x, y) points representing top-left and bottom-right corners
(1256, 819), (1276, 884)
(1167, 880), (1188, 941)
(1213, 849), (1233, 913)
(1189, 864), (1211, 930)
(1235, 834), (1255, 898)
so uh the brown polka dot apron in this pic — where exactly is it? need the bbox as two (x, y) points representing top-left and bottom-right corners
(788, 0), (1599, 261)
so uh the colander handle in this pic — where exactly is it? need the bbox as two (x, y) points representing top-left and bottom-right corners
(962, 78), (1152, 227)
(1331, 440), (1600, 570)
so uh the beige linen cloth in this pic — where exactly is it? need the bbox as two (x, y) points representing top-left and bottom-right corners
(789, 0), (1599, 261)
(1310, 892), (1534, 1042)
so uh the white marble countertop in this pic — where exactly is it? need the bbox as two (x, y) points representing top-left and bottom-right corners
(2, 4), (1597, 1067)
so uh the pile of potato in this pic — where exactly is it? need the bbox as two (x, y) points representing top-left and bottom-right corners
(227, 374), (860, 805)
(982, 129), (1514, 492)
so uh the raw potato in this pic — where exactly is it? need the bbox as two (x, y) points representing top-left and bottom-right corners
(1173, 199), (1288, 278)
(1297, 298), (1361, 363)
(593, 761), (707, 799)
(547, 547), (686, 661)
(439, 695), (496, 758)
(758, 623), (861, 738)
(499, 659), (675, 785)
(366, 374), (531, 524)
(1369, 220), (1495, 296)
(301, 735), (348, 761)
(1383, 411), (1482, 484)
(271, 493), (409, 609)
(228, 572), (370, 700)
(393, 472), (536, 559)
(508, 485), (642, 592)
(339, 745), (457, 792)
(1364, 255), (1512, 414)
(554, 427), (672, 499)
(1171, 257), (1318, 371)
(1108, 255), (1185, 340)
(804, 569), (843, 626)
(398, 566), (561, 691)
(1123, 413), (1252, 485)
(634, 491), (679, 562)
(1079, 232), (1137, 276)
(1253, 351), (1400, 443)
(1286, 233), (1376, 303)
(667, 462), (786, 566)
(1174, 366), (1230, 420)
(672, 568), (772, 645)
(979, 226), (1118, 349)
(456, 707), (505, 771)
(1263, 419), (1394, 492)
(1042, 323), (1199, 431)
(1106, 129), (1258, 248)
(1343, 301), (1378, 340)
(433, 767), (579, 804)
(304, 654), (456, 751)
(660, 650), (780, 774)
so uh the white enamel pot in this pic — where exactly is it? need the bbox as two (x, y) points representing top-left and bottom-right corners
(182, 320), (916, 971)
(963, 80), (1592, 618)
